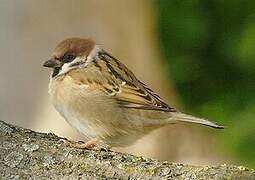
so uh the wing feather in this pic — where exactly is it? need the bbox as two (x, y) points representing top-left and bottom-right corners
(95, 51), (176, 112)
(70, 50), (176, 112)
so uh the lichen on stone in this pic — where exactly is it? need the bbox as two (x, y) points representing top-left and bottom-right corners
(22, 143), (39, 152)
(0, 119), (255, 179)
(0, 141), (16, 149)
(42, 155), (55, 168)
(0, 121), (13, 136)
(4, 151), (23, 168)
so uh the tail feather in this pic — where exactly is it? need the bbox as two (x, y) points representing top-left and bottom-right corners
(170, 112), (224, 129)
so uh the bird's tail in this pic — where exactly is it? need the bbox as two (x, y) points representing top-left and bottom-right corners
(169, 112), (224, 129)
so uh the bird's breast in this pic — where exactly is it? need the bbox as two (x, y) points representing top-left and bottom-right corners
(48, 75), (127, 140)
(49, 76), (97, 138)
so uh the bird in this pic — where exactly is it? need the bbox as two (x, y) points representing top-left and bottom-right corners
(43, 37), (224, 150)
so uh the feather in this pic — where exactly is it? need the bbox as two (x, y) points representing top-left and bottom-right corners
(169, 112), (224, 129)
(96, 51), (176, 112)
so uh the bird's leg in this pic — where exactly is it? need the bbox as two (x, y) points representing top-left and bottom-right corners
(75, 139), (97, 149)
(57, 138), (97, 150)
(74, 139), (111, 151)
(57, 137), (111, 151)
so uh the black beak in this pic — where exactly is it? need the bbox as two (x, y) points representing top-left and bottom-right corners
(43, 59), (61, 68)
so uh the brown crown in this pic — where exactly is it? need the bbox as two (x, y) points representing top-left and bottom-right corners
(51, 38), (96, 59)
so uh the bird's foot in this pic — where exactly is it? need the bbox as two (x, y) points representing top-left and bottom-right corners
(75, 140), (97, 149)
(74, 139), (111, 151)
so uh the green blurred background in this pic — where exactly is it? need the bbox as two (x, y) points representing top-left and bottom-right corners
(155, 0), (255, 167)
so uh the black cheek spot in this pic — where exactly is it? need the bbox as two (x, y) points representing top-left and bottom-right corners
(52, 67), (61, 77)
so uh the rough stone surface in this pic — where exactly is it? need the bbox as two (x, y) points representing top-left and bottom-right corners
(0, 120), (254, 179)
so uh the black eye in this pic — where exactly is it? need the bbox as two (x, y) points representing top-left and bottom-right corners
(61, 54), (76, 63)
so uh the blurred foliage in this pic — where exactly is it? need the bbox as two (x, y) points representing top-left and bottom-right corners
(154, 0), (255, 167)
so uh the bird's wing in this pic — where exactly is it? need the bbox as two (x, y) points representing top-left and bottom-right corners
(74, 50), (176, 112)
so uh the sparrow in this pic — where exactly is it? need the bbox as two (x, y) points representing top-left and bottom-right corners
(43, 38), (224, 149)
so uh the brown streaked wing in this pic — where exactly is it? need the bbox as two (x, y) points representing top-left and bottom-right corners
(95, 50), (176, 112)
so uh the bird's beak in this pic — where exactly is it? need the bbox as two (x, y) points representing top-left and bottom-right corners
(43, 59), (61, 68)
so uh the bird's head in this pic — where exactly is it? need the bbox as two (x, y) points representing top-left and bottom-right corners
(43, 38), (96, 77)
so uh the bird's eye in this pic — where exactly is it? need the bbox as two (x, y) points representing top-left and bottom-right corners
(61, 54), (76, 63)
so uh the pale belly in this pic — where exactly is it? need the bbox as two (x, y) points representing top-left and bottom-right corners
(49, 76), (137, 146)
(54, 102), (98, 139)
(49, 75), (167, 147)
(53, 90), (128, 139)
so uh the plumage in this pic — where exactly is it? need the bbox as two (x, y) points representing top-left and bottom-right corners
(52, 38), (95, 59)
(44, 38), (224, 148)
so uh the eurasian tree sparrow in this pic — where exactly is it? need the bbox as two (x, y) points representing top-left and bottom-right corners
(43, 38), (223, 149)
